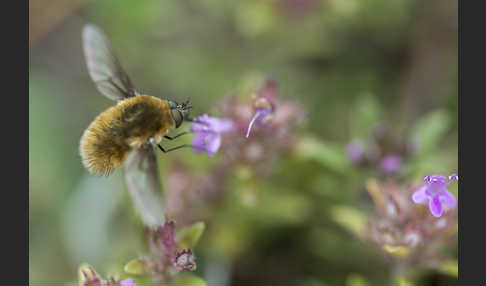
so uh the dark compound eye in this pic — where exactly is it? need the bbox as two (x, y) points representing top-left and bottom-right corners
(171, 109), (183, 128)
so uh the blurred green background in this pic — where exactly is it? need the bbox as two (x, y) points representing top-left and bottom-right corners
(29, 0), (457, 285)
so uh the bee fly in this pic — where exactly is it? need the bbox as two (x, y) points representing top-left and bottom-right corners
(79, 24), (193, 175)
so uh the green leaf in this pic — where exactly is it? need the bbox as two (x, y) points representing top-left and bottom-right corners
(235, 2), (275, 37)
(346, 273), (370, 286)
(171, 273), (207, 286)
(395, 276), (414, 286)
(330, 206), (367, 236)
(124, 258), (150, 275)
(250, 190), (311, 225)
(438, 259), (458, 278)
(176, 222), (206, 249)
(382, 244), (410, 257)
(295, 136), (351, 174)
(411, 110), (451, 153)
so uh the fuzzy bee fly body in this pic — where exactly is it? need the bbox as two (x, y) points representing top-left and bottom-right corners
(79, 24), (192, 175)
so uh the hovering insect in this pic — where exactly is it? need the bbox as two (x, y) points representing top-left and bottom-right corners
(80, 24), (192, 175)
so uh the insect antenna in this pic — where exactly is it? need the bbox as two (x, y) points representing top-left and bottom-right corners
(179, 98), (192, 111)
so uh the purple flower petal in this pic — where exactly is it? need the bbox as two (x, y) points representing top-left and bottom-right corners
(191, 132), (221, 156)
(412, 185), (428, 204)
(438, 189), (457, 209)
(192, 132), (208, 154)
(205, 133), (221, 156)
(380, 155), (402, 173)
(449, 173), (458, 182)
(246, 108), (271, 138)
(120, 279), (136, 286)
(190, 114), (235, 133)
(426, 175), (449, 187)
(190, 114), (234, 156)
(414, 173), (458, 217)
(429, 195), (443, 217)
(256, 108), (271, 125)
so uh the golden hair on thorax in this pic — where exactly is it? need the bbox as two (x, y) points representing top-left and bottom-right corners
(79, 24), (192, 175)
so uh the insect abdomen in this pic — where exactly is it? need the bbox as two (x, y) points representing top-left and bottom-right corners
(80, 96), (175, 175)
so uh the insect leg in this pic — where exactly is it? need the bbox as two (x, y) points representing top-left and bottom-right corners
(158, 144), (167, 153)
(164, 132), (190, 140)
(157, 144), (194, 153)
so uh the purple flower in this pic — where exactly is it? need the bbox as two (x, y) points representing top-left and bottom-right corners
(190, 114), (235, 156)
(412, 174), (458, 217)
(119, 279), (136, 286)
(346, 140), (364, 163)
(380, 155), (402, 174)
(246, 79), (276, 138)
(245, 108), (271, 138)
(171, 249), (196, 271)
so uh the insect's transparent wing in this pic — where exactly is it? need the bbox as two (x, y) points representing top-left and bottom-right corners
(82, 24), (138, 101)
(124, 145), (165, 229)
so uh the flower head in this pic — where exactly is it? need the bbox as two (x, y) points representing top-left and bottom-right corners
(379, 155), (402, 174)
(214, 77), (304, 170)
(412, 174), (458, 217)
(190, 114), (235, 156)
(145, 220), (199, 278)
(363, 179), (457, 271)
(171, 249), (196, 272)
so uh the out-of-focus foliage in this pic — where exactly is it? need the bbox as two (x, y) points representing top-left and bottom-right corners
(30, 0), (457, 285)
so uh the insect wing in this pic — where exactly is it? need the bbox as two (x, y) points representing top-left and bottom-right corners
(124, 145), (165, 228)
(82, 24), (138, 101)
